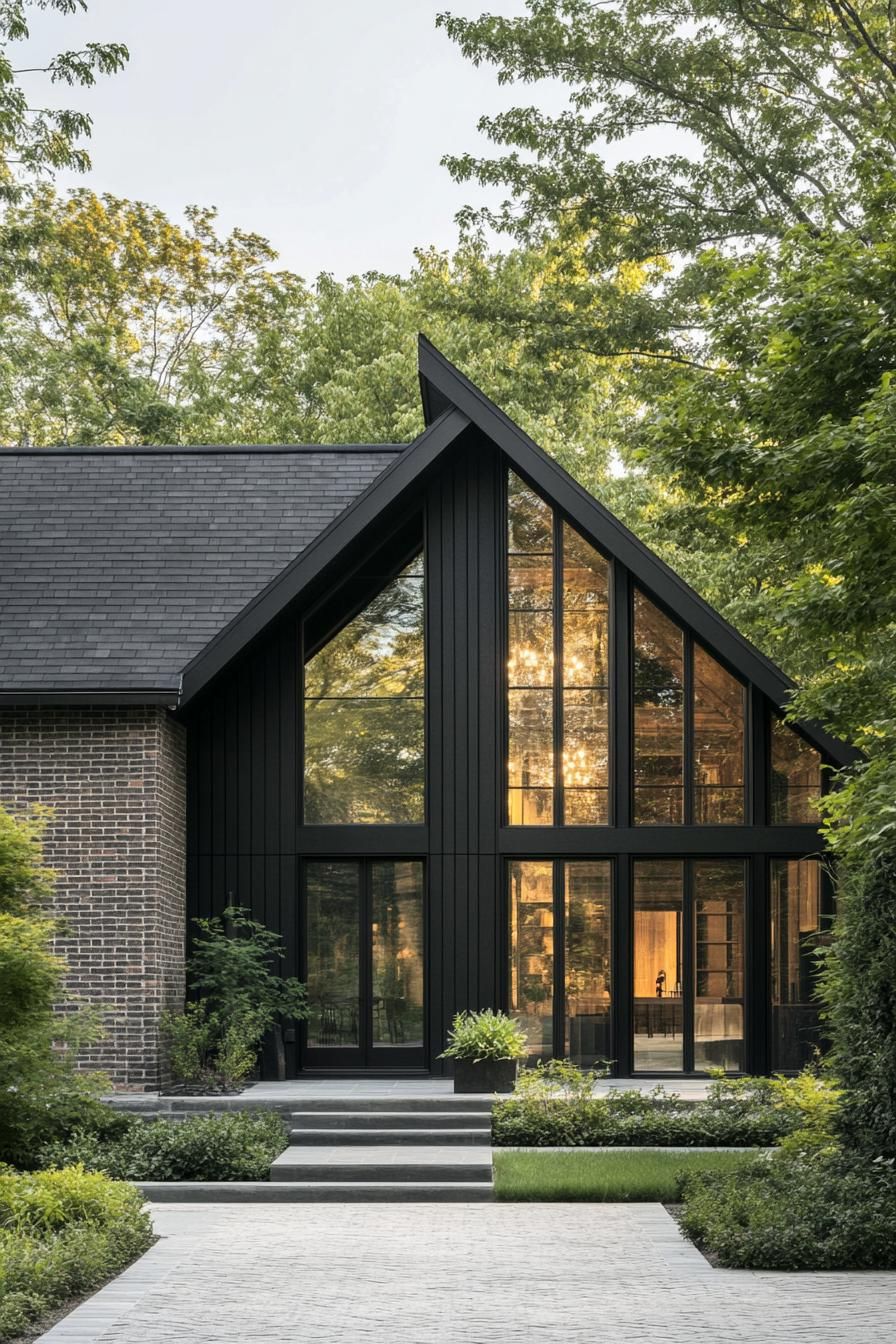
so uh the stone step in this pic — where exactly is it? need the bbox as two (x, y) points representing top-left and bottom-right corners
(286, 1096), (493, 1114)
(140, 1181), (494, 1203)
(288, 1127), (491, 1145)
(290, 1109), (491, 1130)
(270, 1145), (493, 1184)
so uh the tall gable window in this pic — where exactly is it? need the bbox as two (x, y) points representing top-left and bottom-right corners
(770, 719), (822, 823)
(506, 471), (610, 825)
(303, 556), (424, 824)
(634, 590), (746, 824)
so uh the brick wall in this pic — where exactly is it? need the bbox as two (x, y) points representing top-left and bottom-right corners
(0, 706), (186, 1090)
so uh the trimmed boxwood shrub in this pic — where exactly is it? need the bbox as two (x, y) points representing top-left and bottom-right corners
(678, 1150), (896, 1270)
(492, 1075), (796, 1148)
(39, 1109), (288, 1182)
(0, 1165), (153, 1341)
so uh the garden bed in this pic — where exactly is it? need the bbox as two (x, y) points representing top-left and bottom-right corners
(0, 1167), (154, 1343)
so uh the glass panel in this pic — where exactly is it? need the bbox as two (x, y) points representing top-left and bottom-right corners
(563, 689), (609, 824)
(771, 719), (822, 823)
(633, 861), (684, 1069)
(693, 646), (746, 824)
(693, 861), (745, 1071)
(771, 859), (823, 1069)
(371, 861), (424, 1049)
(304, 558), (424, 823)
(304, 699), (424, 825)
(509, 861), (554, 1059)
(507, 474), (554, 825)
(565, 861), (612, 1066)
(562, 524), (609, 824)
(634, 592), (684, 824)
(305, 862), (360, 1048)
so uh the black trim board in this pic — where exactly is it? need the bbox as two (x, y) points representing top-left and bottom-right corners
(179, 408), (470, 705)
(418, 336), (857, 768)
(0, 689), (180, 706)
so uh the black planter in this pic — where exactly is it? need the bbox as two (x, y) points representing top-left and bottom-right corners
(453, 1057), (518, 1094)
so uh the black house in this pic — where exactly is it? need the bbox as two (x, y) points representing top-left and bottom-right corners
(0, 339), (853, 1087)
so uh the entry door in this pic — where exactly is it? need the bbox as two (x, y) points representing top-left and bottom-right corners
(303, 860), (425, 1069)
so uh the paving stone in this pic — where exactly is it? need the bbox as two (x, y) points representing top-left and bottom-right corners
(36, 1203), (896, 1343)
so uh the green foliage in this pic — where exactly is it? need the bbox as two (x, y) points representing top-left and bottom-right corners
(40, 1111), (288, 1183)
(160, 906), (307, 1090)
(819, 843), (896, 1157)
(494, 1148), (753, 1203)
(0, 3), (127, 202)
(679, 1150), (896, 1270)
(0, 1165), (152, 1341)
(493, 1071), (800, 1148)
(439, 1010), (529, 1062)
(512, 1057), (609, 1102)
(0, 805), (106, 1167)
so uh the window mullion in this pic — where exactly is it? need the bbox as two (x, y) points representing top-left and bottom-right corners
(553, 511), (564, 827)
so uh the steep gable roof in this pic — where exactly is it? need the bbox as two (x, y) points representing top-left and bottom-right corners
(0, 445), (401, 701)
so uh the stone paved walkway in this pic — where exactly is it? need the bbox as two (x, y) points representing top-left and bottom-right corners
(38, 1203), (896, 1343)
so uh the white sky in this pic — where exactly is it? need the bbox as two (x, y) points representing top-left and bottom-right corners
(14, 0), (574, 278)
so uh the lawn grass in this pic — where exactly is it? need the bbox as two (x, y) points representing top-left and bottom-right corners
(493, 1148), (755, 1201)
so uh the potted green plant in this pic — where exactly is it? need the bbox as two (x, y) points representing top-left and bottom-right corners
(439, 1009), (528, 1093)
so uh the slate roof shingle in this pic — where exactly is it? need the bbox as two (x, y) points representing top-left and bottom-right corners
(0, 446), (402, 695)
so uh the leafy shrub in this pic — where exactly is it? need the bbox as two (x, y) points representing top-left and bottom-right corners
(440, 1010), (529, 1062)
(0, 806), (107, 1167)
(678, 1149), (896, 1269)
(161, 906), (308, 1090)
(0, 1165), (153, 1341)
(818, 838), (896, 1157)
(40, 1110), (288, 1182)
(492, 1069), (805, 1148)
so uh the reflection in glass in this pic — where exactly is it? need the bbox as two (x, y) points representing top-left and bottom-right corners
(694, 647), (746, 823)
(693, 861), (744, 1071)
(304, 557), (424, 823)
(509, 861), (554, 1058)
(771, 859), (823, 1069)
(306, 863), (360, 1048)
(508, 474), (554, 825)
(371, 861), (424, 1048)
(771, 720), (822, 823)
(565, 862), (612, 1065)
(634, 592), (684, 823)
(562, 524), (610, 824)
(633, 861), (684, 1069)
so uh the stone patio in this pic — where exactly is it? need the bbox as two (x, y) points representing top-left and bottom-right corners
(37, 1202), (896, 1343)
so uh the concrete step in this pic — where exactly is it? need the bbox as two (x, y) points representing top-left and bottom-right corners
(288, 1127), (491, 1146)
(290, 1109), (491, 1130)
(140, 1181), (493, 1203)
(287, 1096), (493, 1114)
(270, 1145), (493, 1184)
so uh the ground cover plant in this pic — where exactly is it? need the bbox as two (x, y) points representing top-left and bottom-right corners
(0, 1165), (153, 1342)
(491, 1062), (801, 1148)
(493, 1149), (752, 1202)
(38, 1110), (288, 1183)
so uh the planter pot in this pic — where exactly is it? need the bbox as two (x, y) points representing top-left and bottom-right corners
(453, 1058), (518, 1094)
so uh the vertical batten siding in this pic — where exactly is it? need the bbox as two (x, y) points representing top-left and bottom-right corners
(424, 435), (503, 1071)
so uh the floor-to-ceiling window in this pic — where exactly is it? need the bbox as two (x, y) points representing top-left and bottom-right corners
(508, 860), (612, 1066)
(771, 858), (824, 1069)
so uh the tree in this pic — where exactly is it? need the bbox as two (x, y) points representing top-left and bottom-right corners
(0, 805), (103, 1166)
(0, 1), (127, 201)
(0, 186), (624, 480)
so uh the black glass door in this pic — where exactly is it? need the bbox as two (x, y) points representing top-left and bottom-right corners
(303, 860), (424, 1069)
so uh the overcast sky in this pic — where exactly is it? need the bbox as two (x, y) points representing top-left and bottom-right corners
(15, 1), (580, 278)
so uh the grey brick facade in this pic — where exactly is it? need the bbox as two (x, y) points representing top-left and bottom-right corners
(0, 706), (186, 1090)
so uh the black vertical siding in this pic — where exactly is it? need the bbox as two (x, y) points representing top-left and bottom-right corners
(424, 436), (503, 1070)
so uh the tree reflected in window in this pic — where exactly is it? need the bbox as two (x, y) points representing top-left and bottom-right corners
(304, 557), (424, 823)
(771, 719), (822, 823)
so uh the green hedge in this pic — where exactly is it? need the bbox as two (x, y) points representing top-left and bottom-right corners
(40, 1110), (288, 1182)
(492, 1078), (794, 1148)
(0, 1165), (153, 1341)
(679, 1150), (896, 1270)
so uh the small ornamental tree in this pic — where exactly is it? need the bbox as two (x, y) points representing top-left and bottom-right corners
(0, 805), (104, 1167)
(161, 907), (308, 1090)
